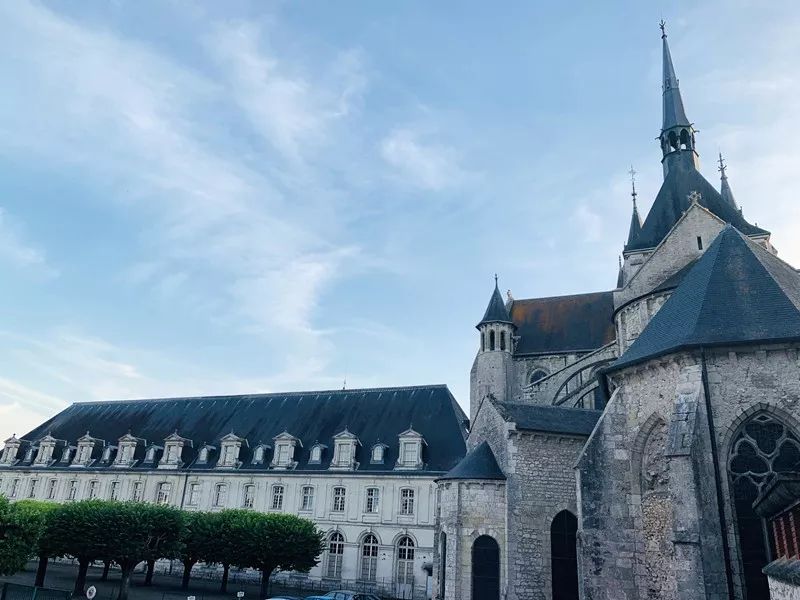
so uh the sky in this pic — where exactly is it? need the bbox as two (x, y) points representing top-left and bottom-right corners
(1, 0), (800, 440)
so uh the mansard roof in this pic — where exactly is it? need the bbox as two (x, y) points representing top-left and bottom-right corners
(20, 385), (467, 474)
(437, 441), (505, 481)
(495, 402), (602, 436)
(626, 162), (767, 252)
(612, 227), (800, 371)
(510, 291), (615, 355)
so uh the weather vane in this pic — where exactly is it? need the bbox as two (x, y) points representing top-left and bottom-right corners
(628, 165), (637, 200)
(659, 19), (667, 38)
(717, 152), (727, 177)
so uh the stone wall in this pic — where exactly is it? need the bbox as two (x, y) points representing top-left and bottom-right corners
(769, 577), (800, 600)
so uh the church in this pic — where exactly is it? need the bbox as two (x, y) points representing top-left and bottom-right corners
(3, 22), (800, 600)
(433, 23), (800, 600)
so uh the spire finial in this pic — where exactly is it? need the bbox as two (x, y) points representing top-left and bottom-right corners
(718, 152), (727, 179)
(659, 19), (667, 39)
(628, 165), (638, 206)
(494, 273), (498, 286)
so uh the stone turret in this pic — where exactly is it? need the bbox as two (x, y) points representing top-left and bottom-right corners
(470, 277), (515, 421)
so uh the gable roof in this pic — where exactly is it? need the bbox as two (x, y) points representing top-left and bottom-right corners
(437, 441), (505, 481)
(612, 226), (800, 371)
(510, 291), (615, 355)
(627, 162), (768, 252)
(495, 402), (602, 436)
(20, 385), (468, 474)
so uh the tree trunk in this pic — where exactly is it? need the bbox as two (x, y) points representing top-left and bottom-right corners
(219, 563), (230, 593)
(101, 560), (111, 581)
(73, 559), (90, 596)
(144, 559), (155, 586)
(259, 567), (274, 599)
(117, 567), (132, 600)
(181, 560), (196, 590)
(34, 554), (48, 587)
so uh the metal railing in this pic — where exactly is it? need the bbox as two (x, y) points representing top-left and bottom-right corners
(0, 583), (71, 600)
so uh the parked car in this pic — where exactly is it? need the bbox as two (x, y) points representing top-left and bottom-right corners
(315, 592), (381, 600)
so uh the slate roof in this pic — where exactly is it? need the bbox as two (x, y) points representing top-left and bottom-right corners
(16, 385), (468, 474)
(510, 291), (615, 355)
(478, 282), (513, 327)
(437, 441), (505, 481)
(661, 31), (690, 131)
(753, 474), (800, 518)
(611, 226), (800, 371)
(626, 162), (768, 251)
(625, 200), (643, 250)
(494, 402), (602, 436)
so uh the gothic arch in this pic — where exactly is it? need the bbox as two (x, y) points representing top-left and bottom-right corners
(726, 410), (800, 599)
(551, 510), (578, 600)
(630, 413), (668, 496)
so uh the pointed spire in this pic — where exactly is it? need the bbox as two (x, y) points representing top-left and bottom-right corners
(625, 166), (642, 249)
(718, 152), (739, 210)
(477, 276), (513, 328)
(660, 20), (690, 131)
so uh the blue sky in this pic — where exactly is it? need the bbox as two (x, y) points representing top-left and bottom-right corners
(1, 1), (800, 440)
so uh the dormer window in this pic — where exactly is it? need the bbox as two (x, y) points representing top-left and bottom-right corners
(251, 444), (270, 465)
(330, 429), (360, 470)
(143, 445), (162, 464)
(159, 432), (190, 469)
(1, 435), (21, 465)
(271, 432), (300, 469)
(113, 433), (141, 467)
(370, 443), (388, 465)
(60, 447), (74, 465)
(395, 428), (426, 470)
(34, 436), (57, 466)
(197, 444), (215, 465)
(73, 433), (103, 467)
(309, 444), (326, 464)
(218, 433), (245, 468)
(100, 446), (116, 463)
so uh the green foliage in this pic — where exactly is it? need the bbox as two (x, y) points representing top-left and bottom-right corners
(0, 495), (47, 575)
(13, 500), (59, 556)
(100, 501), (185, 569)
(46, 500), (109, 562)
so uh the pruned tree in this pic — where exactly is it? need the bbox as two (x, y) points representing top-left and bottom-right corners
(0, 496), (46, 576)
(46, 500), (108, 595)
(13, 500), (59, 586)
(178, 511), (217, 589)
(204, 510), (247, 593)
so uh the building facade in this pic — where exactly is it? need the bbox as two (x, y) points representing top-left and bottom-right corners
(435, 23), (800, 600)
(0, 386), (468, 599)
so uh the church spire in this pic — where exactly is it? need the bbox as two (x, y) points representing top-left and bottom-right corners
(718, 152), (739, 211)
(658, 21), (699, 176)
(477, 275), (513, 328)
(625, 166), (642, 249)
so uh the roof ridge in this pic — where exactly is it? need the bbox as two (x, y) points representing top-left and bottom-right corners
(70, 384), (451, 407)
(512, 290), (612, 303)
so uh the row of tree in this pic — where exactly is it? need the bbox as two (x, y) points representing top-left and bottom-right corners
(0, 496), (325, 600)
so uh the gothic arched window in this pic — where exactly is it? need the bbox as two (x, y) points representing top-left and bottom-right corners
(500, 331), (506, 351)
(729, 413), (800, 599)
(551, 511), (578, 600)
(471, 535), (499, 600)
(489, 330), (496, 351)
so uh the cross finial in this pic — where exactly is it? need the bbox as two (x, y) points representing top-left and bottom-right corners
(718, 152), (727, 178)
(628, 165), (638, 203)
(659, 19), (667, 38)
(494, 273), (498, 286)
(687, 190), (702, 204)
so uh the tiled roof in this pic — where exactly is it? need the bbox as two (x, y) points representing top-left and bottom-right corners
(437, 441), (505, 481)
(510, 291), (615, 355)
(612, 227), (800, 371)
(16, 385), (468, 474)
(495, 402), (601, 436)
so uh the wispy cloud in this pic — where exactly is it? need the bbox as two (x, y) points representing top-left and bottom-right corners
(380, 127), (471, 191)
(0, 207), (52, 274)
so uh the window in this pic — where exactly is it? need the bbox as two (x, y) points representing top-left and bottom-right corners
(67, 480), (78, 501)
(109, 481), (120, 501)
(365, 488), (380, 513)
(156, 482), (171, 505)
(76, 444), (91, 464)
(145, 447), (157, 463)
(360, 534), (379, 582)
(301, 486), (315, 511)
(165, 445), (178, 463)
(480, 331), (485, 352)
(339, 444), (352, 464)
(530, 369), (548, 384)
(28, 479), (38, 499)
(439, 532), (447, 599)
(197, 446), (210, 464)
(35, 443), (54, 465)
(500, 331), (506, 351)
(252, 446), (265, 464)
(332, 487), (346, 512)
(243, 484), (255, 509)
(371, 445), (384, 463)
(489, 330), (495, 351)
(696, 236), (703, 250)
(396, 537), (415, 588)
(213, 483), (227, 507)
(101, 446), (113, 462)
(326, 532), (344, 579)
(10, 478), (20, 498)
(276, 444), (290, 465)
(46, 479), (57, 500)
(271, 485), (284, 510)
(310, 445), (323, 463)
(87, 480), (99, 500)
(402, 442), (418, 465)
(400, 488), (415, 515)
(472, 535), (500, 600)
(187, 483), (200, 506)
(551, 511), (578, 600)
(131, 481), (143, 502)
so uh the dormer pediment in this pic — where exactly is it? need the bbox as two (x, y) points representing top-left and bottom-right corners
(273, 431), (301, 444)
(164, 431), (191, 444)
(333, 428), (361, 444)
(220, 432), (244, 443)
(398, 428), (426, 443)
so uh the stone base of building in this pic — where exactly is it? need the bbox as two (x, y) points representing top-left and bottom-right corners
(765, 558), (800, 600)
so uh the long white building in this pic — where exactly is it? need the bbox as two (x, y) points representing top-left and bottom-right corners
(0, 385), (468, 600)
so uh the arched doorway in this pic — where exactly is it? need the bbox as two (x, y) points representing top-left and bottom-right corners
(471, 535), (499, 600)
(551, 510), (578, 600)
(729, 413), (800, 600)
(439, 532), (447, 599)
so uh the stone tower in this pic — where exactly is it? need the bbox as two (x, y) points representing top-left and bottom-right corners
(469, 277), (515, 422)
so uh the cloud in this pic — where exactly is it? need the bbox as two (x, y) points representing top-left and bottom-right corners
(0, 207), (52, 274)
(380, 127), (470, 191)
